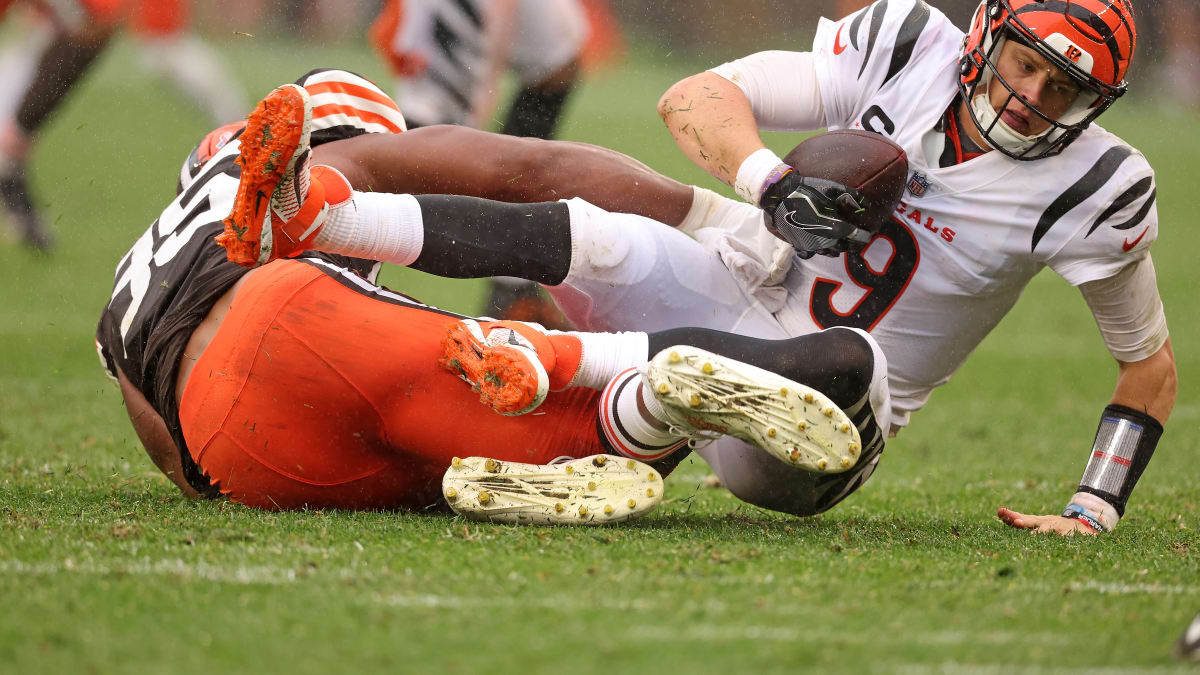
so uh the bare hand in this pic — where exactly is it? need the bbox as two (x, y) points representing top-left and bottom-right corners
(997, 507), (1099, 536)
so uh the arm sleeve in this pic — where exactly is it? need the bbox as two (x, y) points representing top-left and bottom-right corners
(1047, 155), (1158, 286)
(709, 51), (826, 132)
(1079, 255), (1169, 363)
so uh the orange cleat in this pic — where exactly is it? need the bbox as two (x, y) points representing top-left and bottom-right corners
(439, 319), (550, 416)
(216, 83), (328, 268)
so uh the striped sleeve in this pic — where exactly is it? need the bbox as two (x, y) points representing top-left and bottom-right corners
(1044, 147), (1158, 286)
(294, 69), (407, 143)
(811, 0), (950, 129)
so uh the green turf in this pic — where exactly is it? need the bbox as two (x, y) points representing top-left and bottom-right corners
(1, 36), (1197, 674)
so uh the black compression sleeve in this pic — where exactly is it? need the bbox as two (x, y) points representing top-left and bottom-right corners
(409, 194), (572, 285)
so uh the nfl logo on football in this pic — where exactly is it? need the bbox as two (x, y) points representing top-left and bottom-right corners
(907, 171), (931, 198)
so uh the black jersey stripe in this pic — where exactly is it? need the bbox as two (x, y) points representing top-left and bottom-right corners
(882, 1), (931, 88)
(1031, 145), (1133, 251)
(1014, 2), (1122, 79)
(859, 0), (889, 79)
(1110, 187), (1155, 231)
(1085, 176), (1153, 237)
(848, 5), (869, 50)
(452, 0), (483, 27)
(426, 62), (473, 112)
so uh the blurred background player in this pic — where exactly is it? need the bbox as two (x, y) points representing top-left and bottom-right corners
(127, 0), (247, 128)
(0, 0), (121, 252)
(0, 0), (245, 252)
(368, 0), (605, 327)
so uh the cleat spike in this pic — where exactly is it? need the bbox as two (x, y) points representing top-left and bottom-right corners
(841, 457), (853, 469)
(789, 448), (801, 461)
(804, 393), (815, 403)
(840, 423), (851, 433)
(849, 442), (860, 454)
(442, 455), (662, 526)
(484, 458), (500, 473)
(797, 421), (807, 431)
(657, 382), (671, 394)
(780, 387), (788, 396)
(451, 457), (463, 468)
(823, 407), (835, 417)
(816, 459), (827, 471)
(689, 393), (702, 407)
(767, 427), (777, 438)
(702, 362), (714, 374)
(669, 351), (681, 363)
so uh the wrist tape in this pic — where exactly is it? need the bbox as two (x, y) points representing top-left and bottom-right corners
(1069, 404), (1163, 528)
(734, 148), (788, 205)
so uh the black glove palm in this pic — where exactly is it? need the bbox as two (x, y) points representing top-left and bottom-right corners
(760, 171), (871, 258)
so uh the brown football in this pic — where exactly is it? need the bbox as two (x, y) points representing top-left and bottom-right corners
(780, 129), (908, 235)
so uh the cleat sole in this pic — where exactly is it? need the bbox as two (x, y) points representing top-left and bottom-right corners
(216, 84), (311, 267)
(645, 345), (863, 474)
(442, 455), (663, 526)
(439, 320), (548, 415)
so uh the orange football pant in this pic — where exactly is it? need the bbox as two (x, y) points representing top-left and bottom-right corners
(179, 260), (603, 510)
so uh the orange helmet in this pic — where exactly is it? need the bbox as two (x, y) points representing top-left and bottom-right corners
(958, 0), (1137, 160)
(177, 121), (247, 195)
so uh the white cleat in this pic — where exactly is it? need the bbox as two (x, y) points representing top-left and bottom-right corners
(643, 345), (862, 473)
(442, 455), (662, 525)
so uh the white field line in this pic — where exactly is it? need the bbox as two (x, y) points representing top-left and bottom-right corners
(1, 559), (1197, 600)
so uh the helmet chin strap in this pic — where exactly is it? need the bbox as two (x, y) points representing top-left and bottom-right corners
(968, 35), (1053, 156)
(970, 84), (1050, 155)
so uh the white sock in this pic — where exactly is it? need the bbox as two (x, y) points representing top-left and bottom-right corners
(312, 191), (425, 265)
(556, 330), (648, 390)
(598, 368), (687, 462)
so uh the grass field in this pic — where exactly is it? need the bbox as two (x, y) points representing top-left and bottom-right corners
(0, 35), (1197, 674)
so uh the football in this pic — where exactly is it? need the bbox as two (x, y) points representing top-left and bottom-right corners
(781, 129), (909, 235)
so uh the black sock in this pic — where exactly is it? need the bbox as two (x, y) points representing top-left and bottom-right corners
(500, 84), (573, 139)
(409, 195), (572, 284)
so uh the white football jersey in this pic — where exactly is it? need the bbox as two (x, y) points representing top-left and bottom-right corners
(770, 0), (1159, 427)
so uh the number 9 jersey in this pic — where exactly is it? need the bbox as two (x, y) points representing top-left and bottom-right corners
(752, 0), (1160, 429)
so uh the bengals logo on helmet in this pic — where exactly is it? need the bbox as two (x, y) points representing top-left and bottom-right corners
(957, 0), (1136, 160)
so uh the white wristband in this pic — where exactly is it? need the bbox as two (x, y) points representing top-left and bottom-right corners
(1066, 491), (1120, 532)
(734, 148), (789, 206)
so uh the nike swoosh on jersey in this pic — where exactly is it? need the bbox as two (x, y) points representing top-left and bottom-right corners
(833, 24), (849, 55)
(1122, 227), (1149, 252)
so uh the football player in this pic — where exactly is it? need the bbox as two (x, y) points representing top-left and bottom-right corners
(98, 72), (889, 521)
(368, 0), (590, 328)
(639, 0), (1171, 534)
(0, 0), (122, 251)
